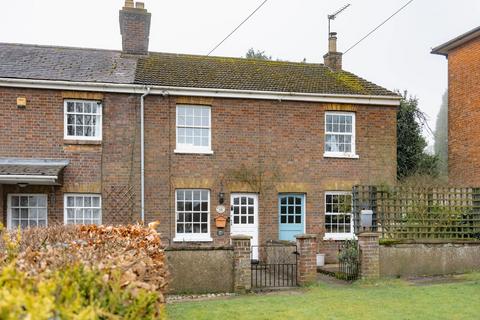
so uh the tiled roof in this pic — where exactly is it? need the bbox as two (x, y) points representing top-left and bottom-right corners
(0, 43), (137, 84)
(0, 43), (397, 97)
(135, 52), (396, 96)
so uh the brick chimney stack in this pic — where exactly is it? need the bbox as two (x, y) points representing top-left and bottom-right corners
(323, 32), (343, 71)
(119, 1), (151, 55)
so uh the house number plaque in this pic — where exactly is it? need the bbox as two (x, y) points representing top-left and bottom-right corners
(216, 205), (226, 214)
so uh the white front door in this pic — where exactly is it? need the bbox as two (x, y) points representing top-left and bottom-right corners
(230, 193), (259, 260)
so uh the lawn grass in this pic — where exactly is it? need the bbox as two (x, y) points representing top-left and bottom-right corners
(167, 275), (480, 320)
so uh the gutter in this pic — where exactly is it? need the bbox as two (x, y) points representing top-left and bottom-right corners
(140, 87), (151, 224)
(0, 78), (401, 106)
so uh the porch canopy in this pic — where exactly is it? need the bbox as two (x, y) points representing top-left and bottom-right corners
(0, 158), (69, 186)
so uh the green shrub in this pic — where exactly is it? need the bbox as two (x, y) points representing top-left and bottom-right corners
(0, 224), (167, 319)
(0, 262), (163, 319)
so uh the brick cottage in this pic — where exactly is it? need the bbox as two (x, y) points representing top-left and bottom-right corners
(432, 26), (480, 186)
(0, 1), (399, 261)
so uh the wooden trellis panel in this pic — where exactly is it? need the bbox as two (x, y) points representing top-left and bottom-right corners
(353, 186), (480, 240)
(103, 185), (136, 221)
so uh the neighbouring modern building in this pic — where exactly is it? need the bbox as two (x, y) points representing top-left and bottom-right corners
(0, 1), (399, 262)
(432, 26), (480, 185)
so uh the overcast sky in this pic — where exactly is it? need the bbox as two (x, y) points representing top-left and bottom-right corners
(1, 0), (479, 145)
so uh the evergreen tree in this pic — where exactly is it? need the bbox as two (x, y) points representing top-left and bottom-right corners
(397, 91), (438, 179)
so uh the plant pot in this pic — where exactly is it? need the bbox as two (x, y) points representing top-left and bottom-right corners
(316, 253), (325, 267)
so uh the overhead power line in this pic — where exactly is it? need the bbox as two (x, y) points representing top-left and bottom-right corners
(207, 0), (269, 56)
(344, 0), (415, 55)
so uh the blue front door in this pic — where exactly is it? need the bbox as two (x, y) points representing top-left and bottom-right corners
(279, 194), (305, 241)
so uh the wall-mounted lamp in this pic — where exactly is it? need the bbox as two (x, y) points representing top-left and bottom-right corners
(218, 192), (225, 204)
(218, 182), (225, 204)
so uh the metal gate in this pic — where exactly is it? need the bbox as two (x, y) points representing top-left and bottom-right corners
(336, 240), (360, 281)
(251, 244), (298, 288)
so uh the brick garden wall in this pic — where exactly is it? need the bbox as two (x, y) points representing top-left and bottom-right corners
(447, 37), (480, 185)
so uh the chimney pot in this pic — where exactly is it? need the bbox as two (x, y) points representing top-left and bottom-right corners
(323, 32), (343, 71)
(135, 2), (145, 9)
(124, 0), (134, 8)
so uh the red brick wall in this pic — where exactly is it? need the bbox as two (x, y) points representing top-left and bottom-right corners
(0, 86), (397, 254)
(448, 37), (480, 185)
(0, 87), (140, 226)
(142, 96), (397, 247)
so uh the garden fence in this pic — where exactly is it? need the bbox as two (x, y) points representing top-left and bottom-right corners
(353, 186), (480, 240)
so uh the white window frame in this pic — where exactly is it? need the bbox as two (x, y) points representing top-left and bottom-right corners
(7, 194), (48, 230)
(63, 193), (102, 225)
(174, 105), (213, 154)
(324, 111), (358, 159)
(64, 99), (102, 141)
(324, 191), (355, 240)
(173, 189), (212, 242)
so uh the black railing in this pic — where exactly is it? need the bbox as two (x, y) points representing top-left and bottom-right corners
(251, 244), (298, 288)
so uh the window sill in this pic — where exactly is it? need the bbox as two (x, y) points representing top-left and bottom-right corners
(174, 149), (214, 155)
(323, 234), (356, 241)
(173, 236), (213, 242)
(64, 139), (102, 146)
(323, 153), (359, 159)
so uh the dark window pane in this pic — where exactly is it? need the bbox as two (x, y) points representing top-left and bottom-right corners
(233, 197), (239, 205)
(248, 216), (254, 224)
(241, 197), (246, 205)
(234, 216), (239, 224)
(241, 216), (246, 224)
(177, 224), (184, 233)
(185, 224), (192, 233)
(12, 196), (19, 207)
(248, 207), (254, 215)
(281, 206), (286, 214)
(248, 198), (254, 205)
(295, 197), (302, 205)
(234, 207), (239, 215)
(185, 213), (192, 222)
(326, 195), (332, 203)
(177, 202), (184, 211)
(295, 206), (302, 215)
(185, 202), (192, 211)
(281, 197), (287, 205)
(288, 216), (294, 223)
(281, 216), (287, 223)
(241, 207), (246, 215)
(193, 202), (201, 211)
(67, 102), (74, 112)
(193, 224), (200, 233)
(201, 202), (208, 211)
(201, 224), (208, 233)
(295, 216), (301, 223)
(193, 213), (200, 222)
(201, 213), (208, 222)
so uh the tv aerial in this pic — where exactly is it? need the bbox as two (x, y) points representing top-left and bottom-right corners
(328, 4), (351, 35)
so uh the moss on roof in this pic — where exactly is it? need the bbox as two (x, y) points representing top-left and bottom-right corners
(135, 52), (396, 96)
